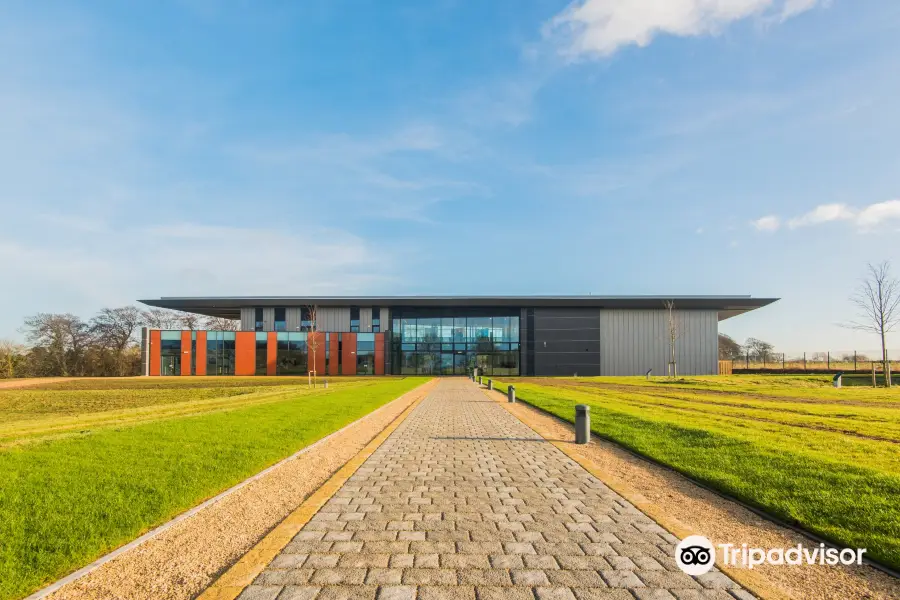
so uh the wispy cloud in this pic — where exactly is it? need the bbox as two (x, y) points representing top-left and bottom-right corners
(857, 199), (900, 229)
(752, 215), (781, 232)
(545, 0), (825, 59)
(753, 199), (900, 233)
(787, 203), (855, 228)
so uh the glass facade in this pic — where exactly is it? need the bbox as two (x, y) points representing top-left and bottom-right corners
(389, 314), (519, 376)
(357, 333), (375, 375)
(161, 331), (182, 375)
(207, 331), (236, 375)
(350, 307), (360, 333)
(277, 332), (307, 375)
(255, 332), (268, 375)
(274, 307), (287, 332)
(254, 308), (264, 332)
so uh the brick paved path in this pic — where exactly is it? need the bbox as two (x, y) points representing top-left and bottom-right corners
(240, 379), (751, 600)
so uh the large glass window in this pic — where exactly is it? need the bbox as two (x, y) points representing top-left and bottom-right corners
(357, 333), (375, 375)
(161, 331), (181, 376)
(277, 332), (307, 375)
(206, 331), (236, 375)
(274, 308), (287, 332)
(255, 308), (264, 332)
(350, 307), (360, 333)
(389, 314), (519, 376)
(300, 307), (313, 331)
(255, 332), (267, 375)
(372, 308), (381, 333)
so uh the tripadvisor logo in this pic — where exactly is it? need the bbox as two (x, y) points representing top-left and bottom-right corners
(676, 536), (716, 576)
(675, 536), (867, 574)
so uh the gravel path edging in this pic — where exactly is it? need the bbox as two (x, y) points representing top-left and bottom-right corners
(26, 378), (437, 600)
(481, 384), (900, 600)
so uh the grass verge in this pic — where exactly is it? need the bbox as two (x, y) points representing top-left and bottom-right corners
(490, 376), (900, 572)
(0, 377), (428, 600)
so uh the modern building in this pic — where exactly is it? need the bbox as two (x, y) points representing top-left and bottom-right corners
(137, 295), (777, 377)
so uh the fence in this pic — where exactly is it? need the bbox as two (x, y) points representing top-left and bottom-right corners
(725, 350), (899, 372)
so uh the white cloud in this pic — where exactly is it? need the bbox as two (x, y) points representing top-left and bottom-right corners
(546, 0), (823, 58)
(787, 203), (855, 228)
(752, 215), (781, 232)
(857, 199), (900, 229)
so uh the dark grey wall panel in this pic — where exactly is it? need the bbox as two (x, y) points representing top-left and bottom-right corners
(533, 308), (601, 376)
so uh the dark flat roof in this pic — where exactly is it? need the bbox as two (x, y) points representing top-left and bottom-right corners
(139, 295), (778, 321)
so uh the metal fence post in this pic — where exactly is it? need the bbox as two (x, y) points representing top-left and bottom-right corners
(854, 351), (858, 371)
(782, 353), (785, 370)
(804, 352), (807, 371)
(746, 352), (749, 370)
(827, 352), (831, 370)
(575, 405), (590, 444)
(508, 385), (515, 403)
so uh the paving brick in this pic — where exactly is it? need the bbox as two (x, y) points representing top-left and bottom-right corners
(376, 586), (417, 600)
(246, 380), (747, 600)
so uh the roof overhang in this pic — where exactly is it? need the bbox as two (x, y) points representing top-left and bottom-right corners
(138, 295), (778, 321)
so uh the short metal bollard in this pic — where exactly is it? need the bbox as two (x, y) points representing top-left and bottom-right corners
(488, 379), (493, 390)
(833, 372), (842, 388)
(508, 385), (516, 403)
(324, 379), (328, 389)
(575, 404), (590, 444)
(478, 376), (483, 385)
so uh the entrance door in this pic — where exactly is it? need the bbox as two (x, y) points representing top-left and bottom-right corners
(161, 355), (180, 376)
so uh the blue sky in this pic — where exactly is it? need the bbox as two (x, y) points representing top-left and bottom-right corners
(1, 0), (899, 353)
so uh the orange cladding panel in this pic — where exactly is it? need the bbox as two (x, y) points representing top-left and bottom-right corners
(195, 331), (207, 375)
(342, 333), (356, 376)
(181, 331), (192, 376)
(375, 333), (385, 375)
(267, 332), (277, 376)
(309, 332), (326, 374)
(235, 332), (256, 376)
(328, 335), (340, 376)
(149, 330), (161, 376)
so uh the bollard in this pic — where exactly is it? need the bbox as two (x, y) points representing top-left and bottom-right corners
(324, 379), (328, 389)
(478, 376), (483, 385)
(508, 385), (516, 403)
(575, 405), (590, 444)
(488, 379), (493, 390)
(645, 368), (652, 381)
(833, 372), (842, 388)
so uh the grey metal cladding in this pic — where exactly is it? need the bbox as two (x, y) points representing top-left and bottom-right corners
(316, 306), (351, 332)
(599, 309), (718, 376)
(286, 307), (302, 331)
(240, 307), (254, 331)
(360, 307), (372, 332)
(380, 308), (390, 328)
(263, 307), (275, 331)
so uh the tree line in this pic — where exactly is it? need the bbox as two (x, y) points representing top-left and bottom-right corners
(0, 307), (238, 379)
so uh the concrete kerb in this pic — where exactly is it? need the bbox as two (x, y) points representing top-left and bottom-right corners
(24, 378), (438, 600)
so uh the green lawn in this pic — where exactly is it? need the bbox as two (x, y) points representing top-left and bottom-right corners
(490, 375), (900, 571)
(0, 376), (429, 600)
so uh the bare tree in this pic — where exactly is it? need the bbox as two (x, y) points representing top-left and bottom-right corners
(91, 306), (143, 376)
(21, 313), (90, 376)
(718, 333), (743, 360)
(745, 338), (775, 361)
(201, 316), (240, 331)
(847, 261), (899, 387)
(663, 300), (680, 378)
(142, 308), (184, 330)
(305, 305), (320, 387)
(0, 340), (27, 378)
(177, 311), (203, 331)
